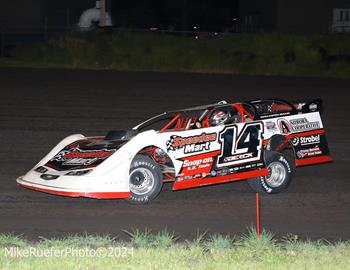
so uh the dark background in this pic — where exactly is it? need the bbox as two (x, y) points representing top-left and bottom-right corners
(0, 0), (349, 33)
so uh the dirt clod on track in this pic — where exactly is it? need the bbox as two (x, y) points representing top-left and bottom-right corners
(0, 68), (349, 241)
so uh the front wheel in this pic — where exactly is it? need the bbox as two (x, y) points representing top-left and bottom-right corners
(128, 155), (163, 204)
(247, 151), (293, 194)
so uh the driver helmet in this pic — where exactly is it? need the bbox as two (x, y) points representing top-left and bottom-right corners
(210, 111), (228, 126)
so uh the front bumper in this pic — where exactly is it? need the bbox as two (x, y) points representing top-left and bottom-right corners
(16, 176), (130, 199)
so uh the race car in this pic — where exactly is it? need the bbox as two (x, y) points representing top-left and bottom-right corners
(17, 99), (333, 204)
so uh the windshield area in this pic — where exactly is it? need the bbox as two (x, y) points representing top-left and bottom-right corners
(135, 103), (255, 133)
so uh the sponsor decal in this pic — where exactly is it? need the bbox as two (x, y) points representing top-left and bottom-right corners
(63, 150), (111, 159)
(278, 118), (320, 134)
(48, 139), (119, 170)
(297, 146), (322, 158)
(215, 169), (229, 176)
(260, 112), (291, 119)
(52, 150), (70, 162)
(300, 134), (320, 145)
(63, 158), (96, 166)
(291, 137), (299, 146)
(289, 118), (320, 131)
(265, 121), (277, 131)
(180, 152), (217, 176)
(277, 119), (293, 134)
(52, 149), (114, 166)
(292, 134), (320, 146)
(166, 132), (217, 154)
(183, 157), (213, 169)
(229, 168), (237, 174)
(309, 103), (318, 112)
(210, 170), (217, 176)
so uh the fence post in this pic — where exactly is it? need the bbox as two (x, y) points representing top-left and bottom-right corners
(256, 192), (261, 239)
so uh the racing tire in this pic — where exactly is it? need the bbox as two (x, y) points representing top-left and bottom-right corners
(247, 151), (293, 194)
(128, 155), (163, 204)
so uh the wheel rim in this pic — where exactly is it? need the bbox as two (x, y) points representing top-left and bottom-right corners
(129, 168), (155, 195)
(265, 162), (286, 188)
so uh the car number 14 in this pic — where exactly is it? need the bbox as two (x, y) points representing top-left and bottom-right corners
(217, 122), (264, 167)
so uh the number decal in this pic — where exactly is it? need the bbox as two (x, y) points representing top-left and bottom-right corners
(217, 122), (263, 167)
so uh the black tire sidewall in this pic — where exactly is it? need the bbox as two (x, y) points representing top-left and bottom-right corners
(128, 155), (162, 204)
(248, 151), (293, 194)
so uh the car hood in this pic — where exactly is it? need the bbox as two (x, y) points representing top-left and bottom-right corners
(44, 137), (126, 171)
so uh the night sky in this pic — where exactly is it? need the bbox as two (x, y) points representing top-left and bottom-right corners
(110, 0), (238, 31)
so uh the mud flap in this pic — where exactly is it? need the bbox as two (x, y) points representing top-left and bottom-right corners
(289, 130), (333, 166)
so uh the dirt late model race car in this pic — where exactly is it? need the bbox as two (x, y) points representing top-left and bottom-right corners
(17, 99), (333, 204)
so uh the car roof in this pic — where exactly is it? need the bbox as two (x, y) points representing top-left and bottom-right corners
(133, 99), (300, 130)
(167, 100), (229, 113)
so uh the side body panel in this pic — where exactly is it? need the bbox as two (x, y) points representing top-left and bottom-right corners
(153, 121), (268, 190)
(260, 111), (332, 165)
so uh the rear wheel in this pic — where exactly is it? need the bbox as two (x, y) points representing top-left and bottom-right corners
(128, 155), (163, 204)
(247, 151), (293, 194)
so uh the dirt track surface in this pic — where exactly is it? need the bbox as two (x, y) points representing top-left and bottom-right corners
(0, 68), (349, 241)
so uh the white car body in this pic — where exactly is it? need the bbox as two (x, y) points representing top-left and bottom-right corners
(17, 99), (333, 199)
